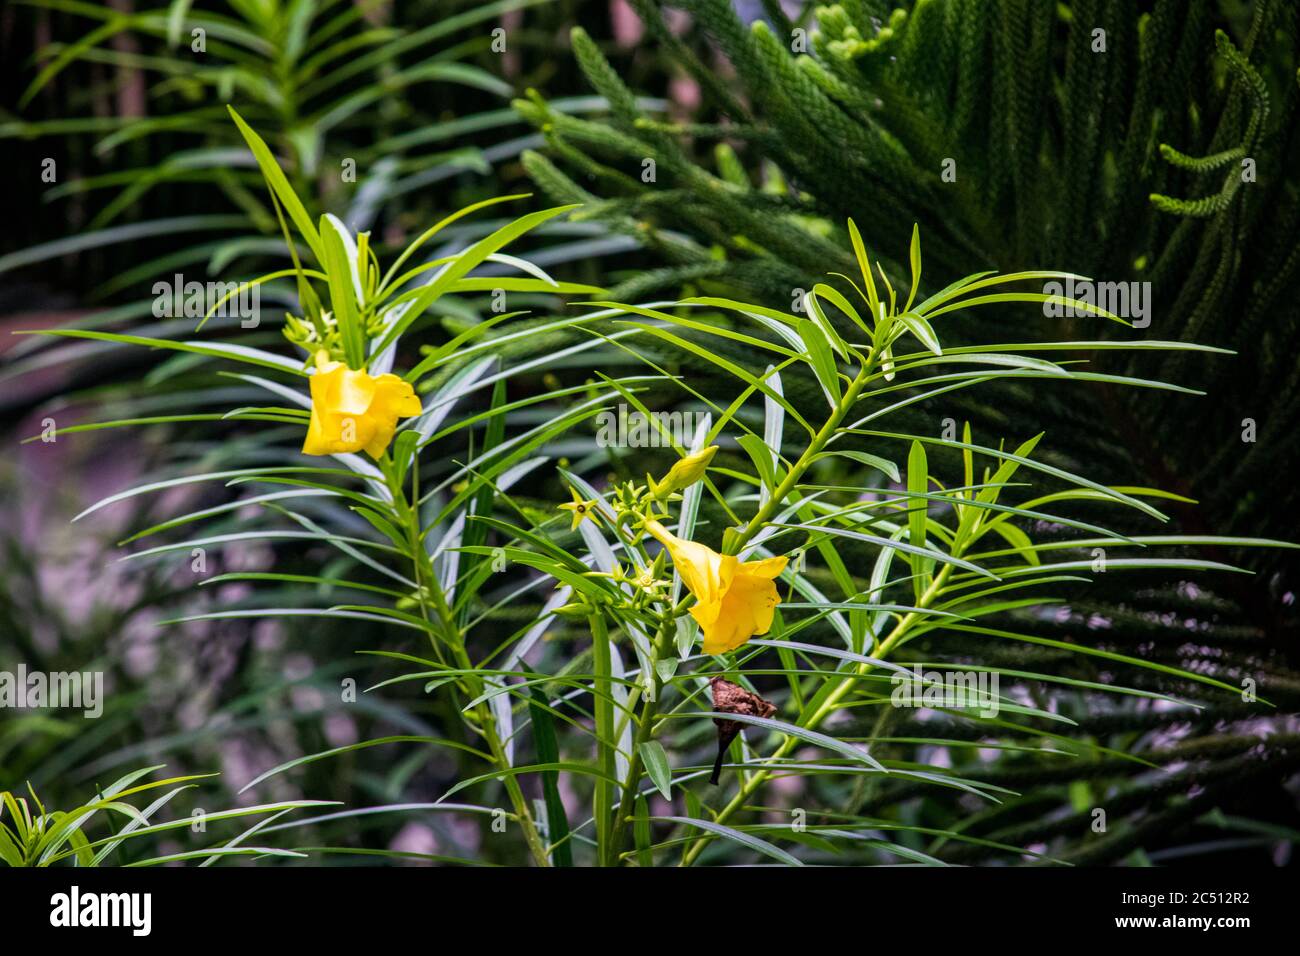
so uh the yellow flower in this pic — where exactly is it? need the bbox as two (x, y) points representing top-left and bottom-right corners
(558, 485), (600, 531)
(302, 350), (422, 458)
(644, 520), (787, 655)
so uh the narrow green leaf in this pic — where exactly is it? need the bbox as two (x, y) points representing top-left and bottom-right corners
(907, 440), (932, 599)
(528, 685), (574, 867)
(639, 741), (673, 801)
(904, 222), (922, 313)
(227, 106), (322, 261)
(658, 816), (803, 865)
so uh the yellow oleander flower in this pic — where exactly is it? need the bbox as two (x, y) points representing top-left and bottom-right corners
(644, 520), (787, 655)
(302, 350), (422, 458)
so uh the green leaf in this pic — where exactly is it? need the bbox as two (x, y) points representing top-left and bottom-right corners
(238, 737), (492, 795)
(907, 440), (933, 600)
(814, 449), (900, 483)
(846, 218), (880, 317)
(896, 311), (941, 355)
(904, 222), (922, 313)
(797, 316), (843, 407)
(983, 521), (1040, 565)
(811, 283), (871, 335)
(227, 106), (323, 262)
(372, 205), (579, 358)
(802, 289), (850, 360)
(738, 434), (778, 495)
(638, 741), (673, 801)
(528, 685), (574, 867)
(319, 214), (366, 367)
(699, 712), (885, 772)
(658, 815), (803, 865)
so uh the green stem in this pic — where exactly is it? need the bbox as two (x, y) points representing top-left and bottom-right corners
(727, 363), (873, 555)
(384, 454), (551, 867)
(607, 618), (675, 861)
(589, 612), (617, 866)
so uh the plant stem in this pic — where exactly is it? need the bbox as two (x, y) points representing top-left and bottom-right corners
(607, 618), (675, 861)
(726, 364), (874, 556)
(386, 456), (551, 867)
(589, 612), (617, 865)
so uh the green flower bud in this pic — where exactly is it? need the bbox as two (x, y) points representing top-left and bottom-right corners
(652, 445), (718, 498)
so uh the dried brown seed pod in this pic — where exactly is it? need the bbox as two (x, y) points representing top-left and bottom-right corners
(709, 677), (776, 785)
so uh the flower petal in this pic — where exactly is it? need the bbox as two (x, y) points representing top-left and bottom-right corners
(740, 554), (788, 580)
(701, 571), (782, 654)
(372, 373), (423, 418)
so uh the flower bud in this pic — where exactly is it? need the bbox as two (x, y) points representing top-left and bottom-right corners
(652, 445), (718, 498)
(553, 601), (594, 619)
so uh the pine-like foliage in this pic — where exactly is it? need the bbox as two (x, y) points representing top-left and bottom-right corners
(517, 0), (1300, 863)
